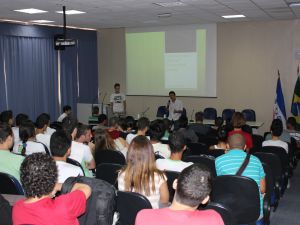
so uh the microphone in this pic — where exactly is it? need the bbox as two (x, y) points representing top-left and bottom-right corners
(142, 107), (150, 116)
(190, 109), (195, 122)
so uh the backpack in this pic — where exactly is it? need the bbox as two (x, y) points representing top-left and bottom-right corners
(61, 176), (116, 225)
(0, 195), (12, 225)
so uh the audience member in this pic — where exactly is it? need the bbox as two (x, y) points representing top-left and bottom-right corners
(167, 91), (183, 121)
(107, 116), (120, 139)
(189, 111), (211, 135)
(126, 117), (150, 144)
(12, 153), (91, 225)
(110, 83), (126, 116)
(176, 115), (198, 143)
(13, 120), (47, 155)
(118, 136), (169, 208)
(156, 132), (192, 172)
(149, 119), (171, 158)
(92, 114), (108, 131)
(162, 118), (172, 140)
(62, 116), (78, 141)
(41, 113), (56, 136)
(286, 117), (300, 146)
(0, 123), (24, 182)
(125, 116), (136, 133)
(57, 105), (72, 122)
(136, 164), (224, 225)
(117, 117), (128, 139)
(228, 112), (253, 151)
(262, 119), (289, 154)
(50, 131), (83, 183)
(0, 110), (14, 126)
(209, 126), (227, 150)
(215, 134), (265, 219)
(92, 106), (100, 116)
(12, 113), (29, 148)
(35, 113), (52, 150)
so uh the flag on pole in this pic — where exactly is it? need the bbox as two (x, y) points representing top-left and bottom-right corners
(291, 65), (300, 130)
(273, 70), (287, 128)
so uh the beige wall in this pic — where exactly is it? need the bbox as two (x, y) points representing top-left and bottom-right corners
(97, 20), (300, 134)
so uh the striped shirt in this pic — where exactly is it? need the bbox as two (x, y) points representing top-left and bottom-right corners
(215, 149), (265, 216)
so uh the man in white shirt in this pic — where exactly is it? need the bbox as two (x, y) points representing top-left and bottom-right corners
(126, 117), (150, 144)
(156, 132), (193, 172)
(110, 83), (126, 116)
(35, 113), (52, 150)
(167, 91), (183, 121)
(50, 130), (83, 183)
(262, 119), (289, 154)
(57, 105), (72, 122)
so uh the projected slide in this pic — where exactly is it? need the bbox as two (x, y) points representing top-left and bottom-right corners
(126, 24), (216, 97)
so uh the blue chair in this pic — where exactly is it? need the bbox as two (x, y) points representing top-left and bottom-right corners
(156, 106), (168, 118)
(222, 109), (235, 122)
(204, 107), (217, 120)
(182, 107), (187, 117)
(0, 172), (24, 195)
(242, 109), (256, 121)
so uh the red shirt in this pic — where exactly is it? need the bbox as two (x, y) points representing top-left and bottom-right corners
(107, 129), (120, 140)
(228, 130), (253, 149)
(13, 190), (86, 225)
(135, 208), (224, 225)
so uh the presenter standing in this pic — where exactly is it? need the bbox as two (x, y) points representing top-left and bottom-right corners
(167, 91), (183, 121)
(110, 83), (126, 117)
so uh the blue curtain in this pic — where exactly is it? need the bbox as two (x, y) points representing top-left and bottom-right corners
(3, 36), (59, 120)
(0, 36), (6, 111)
(60, 46), (78, 117)
(78, 39), (98, 103)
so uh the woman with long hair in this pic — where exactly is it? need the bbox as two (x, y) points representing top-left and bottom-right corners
(118, 135), (169, 208)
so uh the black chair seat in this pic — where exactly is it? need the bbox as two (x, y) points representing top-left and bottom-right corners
(0, 172), (24, 195)
(183, 155), (216, 177)
(186, 142), (208, 155)
(164, 170), (180, 202)
(96, 163), (123, 188)
(95, 150), (126, 165)
(205, 202), (237, 225)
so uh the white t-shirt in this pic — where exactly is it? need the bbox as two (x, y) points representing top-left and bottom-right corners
(168, 99), (183, 121)
(156, 159), (193, 172)
(152, 143), (171, 159)
(69, 141), (94, 164)
(13, 141), (46, 155)
(262, 139), (289, 154)
(114, 138), (128, 158)
(57, 112), (67, 122)
(45, 127), (56, 136)
(36, 133), (51, 150)
(118, 172), (167, 209)
(55, 161), (83, 183)
(126, 134), (150, 145)
(110, 93), (126, 113)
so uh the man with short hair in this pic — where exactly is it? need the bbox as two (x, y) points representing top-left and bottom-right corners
(126, 117), (150, 144)
(156, 132), (192, 172)
(0, 110), (14, 126)
(35, 113), (52, 150)
(167, 91), (183, 121)
(0, 123), (24, 182)
(42, 113), (56, 136)
(70, 124), (96, 177)
(50, 131), (83, 183)
(189, 111), (211, 135)
(92, 114), (108, 131)
(176, 115), (198, 143)
(215, 133), (266, 219)
(110, 83), (126, 116)
(136, 164), (224, 225)
(286, 117), (300, 146)
(12, 153), (91, 225)
(57, 105), (72, 122)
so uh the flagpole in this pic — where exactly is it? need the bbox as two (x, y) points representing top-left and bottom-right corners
(277, 69), (280, 78)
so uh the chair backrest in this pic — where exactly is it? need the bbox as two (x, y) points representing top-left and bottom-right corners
(205, 202), (237, 225)
(156, 106), (167, 118)
(186, 142), (208, 155)
(251, 134), (264, 153)
(164, 170), (180, 202)
(96, 163), (123, 188)
(50, 121), (63, 131)
(206, 149), (225, 158)
(95, 150), (126, 165)
(222, 109), (235, 122)
(253, 152), (282, 180)
(242, 109), (256, 121)
(211, 175), (260, 224)
(0, 172), (24, 195)
(197, 134), (218, 146)
(261, 146), (289, 172)
(116, 191), (152, 225)
(203, 107), (217, 120)
(183, 155), (216, 177)
(66, 157), (85, 176)
(260, 163), (273, 225)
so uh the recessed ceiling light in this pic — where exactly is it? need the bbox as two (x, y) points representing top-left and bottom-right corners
(30, 20), (54, 23)
(56, 10), (86, 15)
(154, 2), (186, 7)
(289, 2), (300, 7)
(222, 14), (246, 19)
(14, 8), (47, 14)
